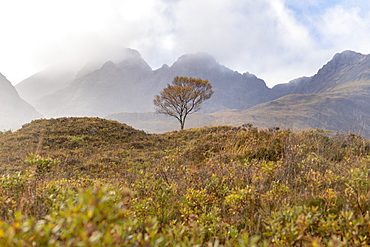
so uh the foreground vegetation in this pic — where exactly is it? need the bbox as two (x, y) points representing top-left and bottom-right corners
(1, 117), (370, 246)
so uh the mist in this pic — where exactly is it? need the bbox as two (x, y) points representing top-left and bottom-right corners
(0, 0), (370, 87)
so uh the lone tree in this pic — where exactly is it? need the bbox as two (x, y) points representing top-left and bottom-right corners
(154, 76), (213, 130)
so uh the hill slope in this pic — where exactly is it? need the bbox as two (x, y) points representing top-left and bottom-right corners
(0, 117), (154, 174)
(0, 73), (42, 131)
(2, 119), (370, 245)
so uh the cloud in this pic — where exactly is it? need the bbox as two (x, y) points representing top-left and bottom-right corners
(166, 0), (319, 85)
(1, 0), (370, 87)
(317, 5), (370, 53)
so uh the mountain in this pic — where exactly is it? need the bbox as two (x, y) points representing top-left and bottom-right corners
(0, 73), (42, 131)
(253, 50), (370, 136)
(159, 53), (273, 111)
(12, 48), (370, 138)
(35, 49), (153, 117)
(33, 49), (272, 117)
(271, 50), (369, 96)
(15, 66), (77, 105)
(108, 50), (370, 138)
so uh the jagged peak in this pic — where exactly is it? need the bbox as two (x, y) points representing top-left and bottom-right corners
(331, 50), (365, 63)
(316, 50), (365, 76)
(172, 52), (217, 68)
(117, 48), (152, 71)
(242, 72), (258, 79)
(101, 61), (116, 70)
(119, 48), (143, 61)
(334, 50), (363, 58)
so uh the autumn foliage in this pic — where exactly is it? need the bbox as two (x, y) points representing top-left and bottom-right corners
(154, 76), (213, 129)
(1, 118), (370, 245)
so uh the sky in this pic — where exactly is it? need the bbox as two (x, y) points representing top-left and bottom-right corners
(1, 0), (370, 88)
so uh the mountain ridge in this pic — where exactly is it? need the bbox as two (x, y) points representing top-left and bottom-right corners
(0, 73), (42, 130)
(107, 50), (370, 137)
(33, 50), (272, 117)
(3, 49), (370, 137)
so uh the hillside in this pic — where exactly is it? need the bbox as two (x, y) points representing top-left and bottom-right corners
(0, 117), (154, 174)
(0, 73), (42, 131)
(1, 117), (370, 245)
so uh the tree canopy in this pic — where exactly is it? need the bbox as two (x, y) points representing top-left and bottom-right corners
(154, 76), (213, 130)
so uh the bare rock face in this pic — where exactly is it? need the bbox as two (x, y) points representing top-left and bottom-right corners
(0, 73), (42, 130)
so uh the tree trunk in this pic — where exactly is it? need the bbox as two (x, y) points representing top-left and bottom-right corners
(179, 118), (185, 130)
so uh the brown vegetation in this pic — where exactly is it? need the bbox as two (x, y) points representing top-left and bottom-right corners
(1, 117), (370, 245)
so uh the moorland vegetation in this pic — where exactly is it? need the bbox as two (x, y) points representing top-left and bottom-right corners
(1, 117), (370, 246)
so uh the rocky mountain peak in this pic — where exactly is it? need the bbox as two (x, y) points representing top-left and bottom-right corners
(172, 52), (218, 70)
(332, 50), (364, 60)
(101, 61), (117, 70)
(117, 48), (152, 72)
(120, 48), (142, 59)
(270, 50), (370, 95)
(323, 50), (365, 72)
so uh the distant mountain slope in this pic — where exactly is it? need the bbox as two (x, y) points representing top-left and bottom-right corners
(230, 92), (370, 137)
(0, 73), (42, 130)
(12, 49), (370, 138)
(253, 50), (370, 137)
(34, 49), (272, 117)
(35, 49), (153, 117)
(271, 50), (370, 96)
(15, 67), (76, 105)
(108, 51), (370, 138)
(107, 91), (370, 137)
(155, 53), (272, 111)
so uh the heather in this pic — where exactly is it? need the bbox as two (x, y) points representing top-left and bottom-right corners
(1, 118), (370, 246)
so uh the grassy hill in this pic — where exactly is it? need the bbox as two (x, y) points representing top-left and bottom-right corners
(1, 117), (370, 245)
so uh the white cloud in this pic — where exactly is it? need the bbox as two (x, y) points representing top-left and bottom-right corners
(166, 0), (319, 85)
(0, 0), (370, 87)
(317, 5), (370, 53)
